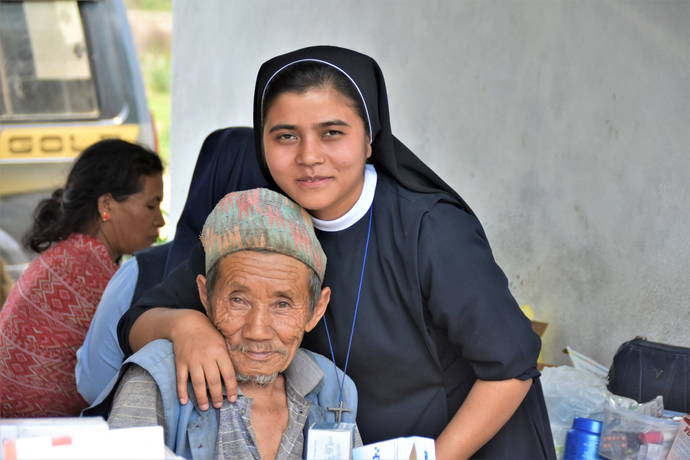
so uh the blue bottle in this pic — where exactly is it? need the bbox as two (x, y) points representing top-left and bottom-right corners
(564, 417), (603, 460)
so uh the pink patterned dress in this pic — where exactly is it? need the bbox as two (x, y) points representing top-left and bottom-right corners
(0, 233), (117, 416)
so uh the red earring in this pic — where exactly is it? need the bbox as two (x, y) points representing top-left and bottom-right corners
(102, 212), (110, 222)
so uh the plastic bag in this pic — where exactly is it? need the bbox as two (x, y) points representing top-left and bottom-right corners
(599, 405), (679, 459)
(541, 366), (609, 457)
(540, 366), (665, 459)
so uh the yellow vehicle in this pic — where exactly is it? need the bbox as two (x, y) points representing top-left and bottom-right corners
(0, 0), (155, 275)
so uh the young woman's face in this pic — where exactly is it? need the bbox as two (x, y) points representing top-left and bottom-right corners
(262, 87), (371, 220)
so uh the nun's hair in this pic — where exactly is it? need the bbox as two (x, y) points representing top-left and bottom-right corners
(262, 61), (369, 137)
(23, 139), (163, 253)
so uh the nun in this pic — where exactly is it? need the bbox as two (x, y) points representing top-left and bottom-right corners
(119, 46), (556, 459)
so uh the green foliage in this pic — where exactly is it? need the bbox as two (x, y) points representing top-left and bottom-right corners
(126, 2), (171, 161)
(144, 54), (170, 93)
(124, 0), (171, 11)
(147, 84), (170, 163)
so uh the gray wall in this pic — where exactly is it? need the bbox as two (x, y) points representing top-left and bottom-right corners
(170, 1), (690, 366)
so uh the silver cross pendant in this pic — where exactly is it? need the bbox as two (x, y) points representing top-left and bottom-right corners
(327, 400), (351, 423)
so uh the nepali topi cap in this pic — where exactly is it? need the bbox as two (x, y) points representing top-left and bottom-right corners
(200, 188), (326, 280)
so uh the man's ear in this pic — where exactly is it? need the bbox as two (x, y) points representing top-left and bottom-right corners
(305, 286), (330, 332)
(196, 274), (210, 315)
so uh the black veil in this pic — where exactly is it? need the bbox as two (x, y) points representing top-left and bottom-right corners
(252, 45), (474, 215)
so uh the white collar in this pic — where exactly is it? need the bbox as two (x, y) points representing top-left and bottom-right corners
(311, 165), (377, 232)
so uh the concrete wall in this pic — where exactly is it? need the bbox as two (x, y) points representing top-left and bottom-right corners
(170, 1), (690, 366)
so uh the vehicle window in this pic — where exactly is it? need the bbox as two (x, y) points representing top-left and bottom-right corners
(0, 0), (99, 121)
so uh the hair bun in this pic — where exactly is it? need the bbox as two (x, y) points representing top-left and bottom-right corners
(51, 188), (65, 204)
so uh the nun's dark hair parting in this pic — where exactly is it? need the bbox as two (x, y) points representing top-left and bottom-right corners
(253, 45), (474, 215)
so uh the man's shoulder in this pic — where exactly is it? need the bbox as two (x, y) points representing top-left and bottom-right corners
(296, 349), (347, 379)
(290, 349), (358, 424)
(120, 340), (178, 399)
(118, 362), (156, 388)
(288, 348), (330, 393)
(295, 348), (328, 372)
(128, 339), (176, 370)
(110, 364), (160, 416)
(291, 349), (356, 398)
(84, 339), (176, 418)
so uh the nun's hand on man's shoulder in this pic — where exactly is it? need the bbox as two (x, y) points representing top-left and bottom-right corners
(169, 309), (238, 410)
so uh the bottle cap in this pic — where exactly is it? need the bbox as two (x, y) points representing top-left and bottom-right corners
(572, 417), (603, 435)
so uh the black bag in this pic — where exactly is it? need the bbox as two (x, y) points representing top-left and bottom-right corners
(608, 337), (690, 413)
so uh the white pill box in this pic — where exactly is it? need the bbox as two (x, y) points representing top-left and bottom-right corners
(352, 436), (436, 460)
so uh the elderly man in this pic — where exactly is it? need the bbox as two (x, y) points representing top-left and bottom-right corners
(95, 188), (358, 459)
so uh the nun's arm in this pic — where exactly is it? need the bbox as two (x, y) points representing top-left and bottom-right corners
(129, 307), (238, 410)
(119, 243), (239, 410)
(418, 205), (540, 457)
(435, 378), (532, 459)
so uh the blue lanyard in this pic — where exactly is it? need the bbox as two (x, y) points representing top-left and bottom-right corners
(323, 204), (374, 405)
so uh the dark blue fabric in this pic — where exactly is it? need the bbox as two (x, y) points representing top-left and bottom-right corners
(132, 242), (172, 302)
(163, 127), (268, 274)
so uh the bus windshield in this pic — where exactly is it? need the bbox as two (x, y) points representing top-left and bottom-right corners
(0, 0), (99, 121)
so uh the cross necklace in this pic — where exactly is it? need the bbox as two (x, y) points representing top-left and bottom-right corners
(327, 400), (352, 423)
(323, 205), (373, 423)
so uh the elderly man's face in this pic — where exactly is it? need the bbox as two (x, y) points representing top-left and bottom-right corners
(196, 250), (329, 384)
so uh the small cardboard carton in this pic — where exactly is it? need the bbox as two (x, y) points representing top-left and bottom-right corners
(530, 320), (552, 370)
(520, 305), (550, 369)
(2, 425), (165, 460)
(0, 417), (109, 460)
(352, 436), (435, 460)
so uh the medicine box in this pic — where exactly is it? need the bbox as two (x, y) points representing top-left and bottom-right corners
(352, 436), (436, 460)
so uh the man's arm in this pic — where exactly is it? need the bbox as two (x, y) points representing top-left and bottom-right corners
(434, 378), (532, 460)
(108, 365), (165, 429)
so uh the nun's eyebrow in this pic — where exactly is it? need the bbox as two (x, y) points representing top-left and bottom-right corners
(268, 124), (296, 133)
(268, 120), (351, 133)
(318, 119), (350, 128)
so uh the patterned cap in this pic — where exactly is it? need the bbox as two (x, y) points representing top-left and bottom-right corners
(200, 188), (326, 280)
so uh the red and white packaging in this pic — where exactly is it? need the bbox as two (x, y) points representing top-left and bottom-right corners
(2, 426), (165, 460)
(665, 415), (690, 460)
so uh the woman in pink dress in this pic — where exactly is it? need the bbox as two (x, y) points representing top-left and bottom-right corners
(0, 139), (164, 417)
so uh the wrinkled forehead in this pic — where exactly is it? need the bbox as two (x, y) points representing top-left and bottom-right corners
(209, 250), (312, 296)
(259, 58), (372, 139)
